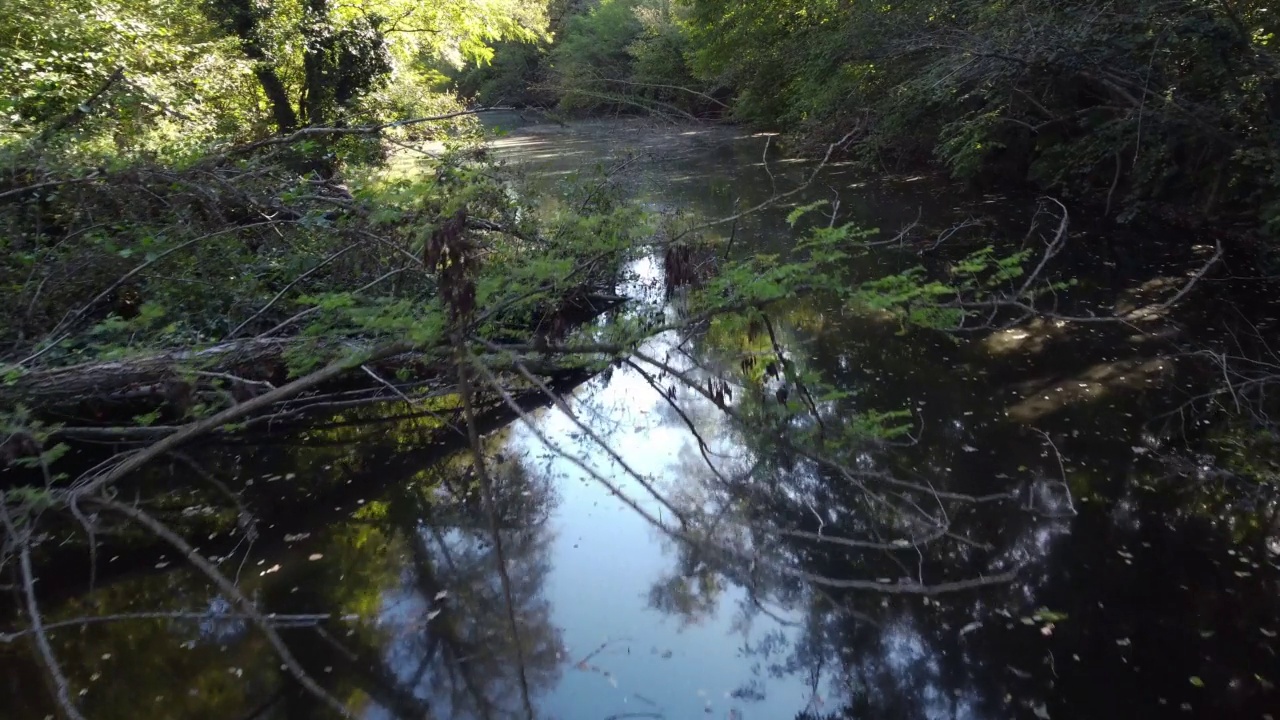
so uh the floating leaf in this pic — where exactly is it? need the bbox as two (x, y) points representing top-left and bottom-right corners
(1033, 608), (1069, 623)
(1189, 676), (1204, 688)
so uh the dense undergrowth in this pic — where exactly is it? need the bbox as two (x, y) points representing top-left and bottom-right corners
(0, 0), (626, 425)
(460, 0), (1280, 238)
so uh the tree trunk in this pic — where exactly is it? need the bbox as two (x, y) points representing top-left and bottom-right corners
(3, 338), (296, 406)
(252, 62), (300, 133)
(205, 0), (300, 133)
(6, 337), (600, 414)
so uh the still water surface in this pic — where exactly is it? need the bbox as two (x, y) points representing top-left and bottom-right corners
(2, 118), (1277, 720)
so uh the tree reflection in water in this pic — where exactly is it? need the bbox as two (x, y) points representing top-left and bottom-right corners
(0, 422), (566, 720)
(2, 291), (1277, 720)
(512, 292), (1280, 720)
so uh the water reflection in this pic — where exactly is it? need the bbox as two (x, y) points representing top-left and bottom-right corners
(2, 120), (1278, 720)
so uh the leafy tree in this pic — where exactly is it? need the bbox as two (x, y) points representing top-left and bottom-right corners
(454, 0), (715, 117)
(681, 0), (1280, 231)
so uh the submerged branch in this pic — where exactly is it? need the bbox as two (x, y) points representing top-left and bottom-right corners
(0, 497), (88, 720)
(89, 497), (355, 719)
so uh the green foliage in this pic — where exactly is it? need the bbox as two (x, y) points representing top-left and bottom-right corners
(548, 0), (646, 111)
(454, 41), (551, 107)
(842, 408), (915, 441)
(0, 406), (69, 483)
(1213, 422), (1280, 488)
(1, 0), (549, 155)
(0, 0), (255, 155)
(453, 0), (716, 117)
(688, 200), (1045, 336)
(682, 0), (1280, 232)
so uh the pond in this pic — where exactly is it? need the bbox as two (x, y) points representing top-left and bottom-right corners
(2, 117), (1277, 720)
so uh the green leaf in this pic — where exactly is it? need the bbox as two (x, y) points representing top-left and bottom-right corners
(1033, 608), (1069, 623)
(786, 200), (829, 226)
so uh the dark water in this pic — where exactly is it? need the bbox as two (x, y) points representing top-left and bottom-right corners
(2, 118), (1278, 720)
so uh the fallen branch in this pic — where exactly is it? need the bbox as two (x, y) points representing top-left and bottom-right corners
(49, 220), (292, 342)
(0, 496), (87, 720)
(5, 337), (297, 405)
(68, 341), (413, 499)
(224, 107), (514, 157)
(0, 611), (349, 643)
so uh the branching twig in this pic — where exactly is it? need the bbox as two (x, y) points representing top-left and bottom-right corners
(455, 343), (535, 720)
(225, 107), (515, 157)
(227, 242), (361, 339)
(0, 611), (345, 643)
(0, 496), (87, 720)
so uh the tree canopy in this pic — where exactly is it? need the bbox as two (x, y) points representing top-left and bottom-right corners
(1, 0), (549, 153)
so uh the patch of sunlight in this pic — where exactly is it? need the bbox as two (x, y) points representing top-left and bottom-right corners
(845, 305), (900, 324)
(1114, 275), (1182, 320)
(527, 169), (584, 178)
(983, 318), (1067, 354)
(488, 136), (547, 149)
(527, 150), (588, 160)
(1005, 356), (1171, 422)
(1125, 325), (1181, 344)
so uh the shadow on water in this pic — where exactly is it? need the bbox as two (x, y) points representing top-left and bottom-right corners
(1, 116), (1277, 720)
